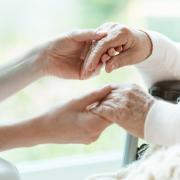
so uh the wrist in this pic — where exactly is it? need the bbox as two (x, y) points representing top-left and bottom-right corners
(25, 45), (47, 78)
(139, 30), (153, 59)
(38, 109), (65, 144)
(0, 116), (48, 151)
(36, 40), (62, 77)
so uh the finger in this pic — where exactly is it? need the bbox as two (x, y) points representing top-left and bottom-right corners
(91, 98), (125, 123)
(82, 31), (128, 78)
(108, 48), (118, 57)
(83, 40), (112, 73)
(80, 42), (91, 60)
(83, 37), (126, 74)
(74, 85), (112, 109)
(70, 29), (107, 42)
(80, 42), (95, 78)
(101, 54), (111, 63)
(80, 62), (103, 80)
(115, 46), (123, 52)
(90, 62), (103, 77)
(80, 44), (94, 79)
(105, 50), (134, 73)
(81, 43), (106, 79)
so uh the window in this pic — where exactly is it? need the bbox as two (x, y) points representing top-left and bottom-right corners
(0, 0), (179, 166)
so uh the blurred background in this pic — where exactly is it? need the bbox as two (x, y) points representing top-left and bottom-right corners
(0, 0), (179, 164)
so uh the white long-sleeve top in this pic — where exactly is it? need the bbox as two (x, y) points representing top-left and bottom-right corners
(136, 31), (180, 145)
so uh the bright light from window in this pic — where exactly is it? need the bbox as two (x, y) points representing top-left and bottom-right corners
(0, 0), (179, 163)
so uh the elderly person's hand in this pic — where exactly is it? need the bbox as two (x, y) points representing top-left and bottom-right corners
(81, 23), (152, 78)
(91, 84), (154, 138)
(39, 29), (106, 79)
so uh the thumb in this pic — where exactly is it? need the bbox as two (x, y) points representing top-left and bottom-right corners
(70, 29), (107, 42)
(74, 85), (112, 109)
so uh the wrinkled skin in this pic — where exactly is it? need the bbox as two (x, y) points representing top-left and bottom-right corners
(81, 23), (152, 78)
(91, 84), (155, 138)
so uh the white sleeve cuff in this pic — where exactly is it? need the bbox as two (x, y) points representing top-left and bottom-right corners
(136, 31), (180, 86)
(145, 100), (180, 145)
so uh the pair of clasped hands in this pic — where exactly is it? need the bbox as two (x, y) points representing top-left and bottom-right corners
(36, 22), (154, 147)
(5, 23), (154, 151)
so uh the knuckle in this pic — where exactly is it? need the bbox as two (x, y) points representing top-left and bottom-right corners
(124, 89), (134, 98)
(121, 26), (130, 34)
(122, 99), (130, 107)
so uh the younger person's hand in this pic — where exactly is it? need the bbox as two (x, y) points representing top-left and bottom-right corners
(40, 85), (112, 144)
(39, 29), (106, 79)
(0, 85), (113, 151)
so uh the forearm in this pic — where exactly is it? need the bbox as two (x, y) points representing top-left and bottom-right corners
(0, 115), (49, 151)
(136, 31), (180, 87)
(0, 46), (44, 102)
(145, 100), (180, 145)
